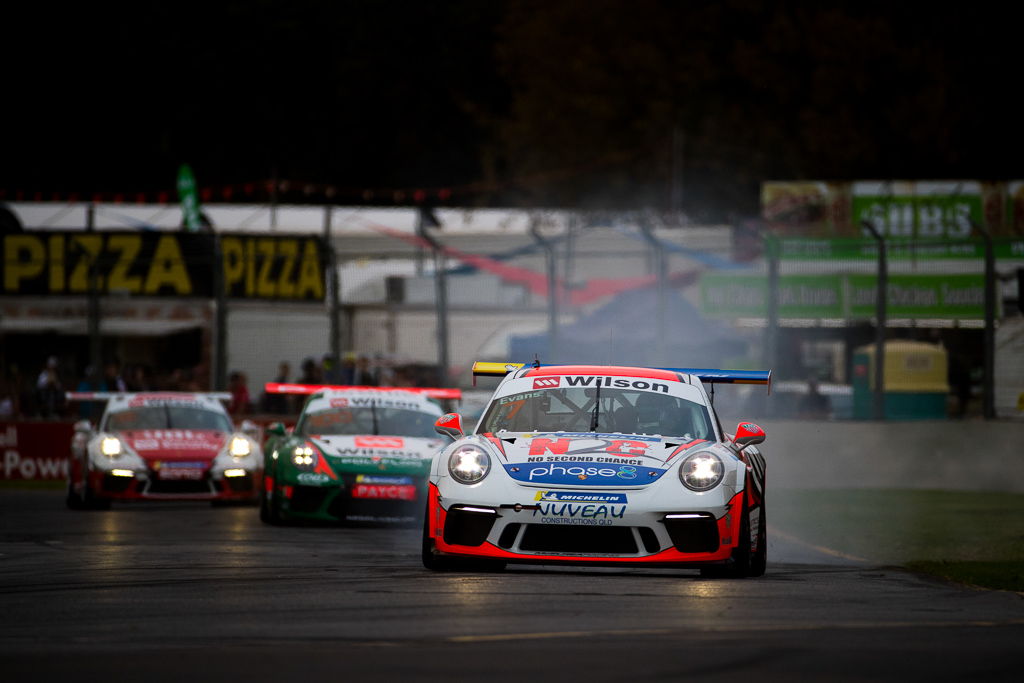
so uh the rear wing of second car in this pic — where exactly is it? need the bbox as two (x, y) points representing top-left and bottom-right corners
(66, 392), (233, 402)
(263, 384), (463, 401)
(471, 361), (771, 393)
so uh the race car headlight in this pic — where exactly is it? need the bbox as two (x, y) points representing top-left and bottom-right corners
(292, 444), (317, 468)
(448, 445), (490, 484)
(679, 451), (724, 492)
(229, 436), (252, 458)
(100, 436), (122, 457)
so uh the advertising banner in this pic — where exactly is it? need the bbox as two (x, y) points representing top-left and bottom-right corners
(699, 272), (986, 320)
(763, 180), (1024, 238)
(2, 233), (326, 301)
(0, 421), (73, 480)
(774, 237), (1024, 260)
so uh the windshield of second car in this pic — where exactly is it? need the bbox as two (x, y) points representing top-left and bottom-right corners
(478, 386), (714, 441)
(104, 406), (233, 432)
(297, 406), (439, 438)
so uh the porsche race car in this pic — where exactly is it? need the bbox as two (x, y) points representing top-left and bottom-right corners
(260, 384), (460, 524)
(65, 392), (263, 508)
(424, 362), (769, 577)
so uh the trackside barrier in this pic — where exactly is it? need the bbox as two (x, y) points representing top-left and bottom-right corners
(0, 421), (75, 480)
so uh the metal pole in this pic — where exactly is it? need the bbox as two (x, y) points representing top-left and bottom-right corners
(976, 223), (996, 419)
(862, 220), (887, 420)
(638, 217), (667, 365)
(86, 203), (102, 377)
(213, 236), (228, 391)
(670, 126), (684, 218)
(416, 209), (448, 386)
(529, 216), (559, 360)
(324, 206), (341, 364)
(764, 234), (779, 370)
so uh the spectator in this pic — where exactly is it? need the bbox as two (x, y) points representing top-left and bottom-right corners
(797, 376), (831, 419)
(262, 361), (293, 414)
(228, 371), (251, 417)
(36, 356), (65, 418)
(338, 353), (356, 385)
(75, 365), (106, 420)
(299, 357), (322, 385)
(103, 360), (128, 393)
(352, 355), (377, 386)
(128, 364), (153, 392)
(322, 354), (342, 384)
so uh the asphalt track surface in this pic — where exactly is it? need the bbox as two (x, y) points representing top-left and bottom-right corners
(2, 490), (1022, 682)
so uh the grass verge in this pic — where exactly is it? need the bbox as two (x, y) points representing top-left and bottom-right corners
(772, 488), (1024, 592)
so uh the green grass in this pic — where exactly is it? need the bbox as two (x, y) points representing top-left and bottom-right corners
(772, 489), (1024, 592)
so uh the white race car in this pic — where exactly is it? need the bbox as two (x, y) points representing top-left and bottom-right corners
(424, 362), (769, 577)
(65, 392), (262, 508)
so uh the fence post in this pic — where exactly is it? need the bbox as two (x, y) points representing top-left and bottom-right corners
(861, 221), (887, 420)
(324, 206), (341, 365)
(212, 235), (228, 391)
(416, 208), (448, 386)
(85, 203), (102, 377)
(976, 224), (996, 419)
(764, 234), (779, 376)
(529, 215), (559, 359)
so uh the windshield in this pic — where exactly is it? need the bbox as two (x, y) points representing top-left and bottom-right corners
(297, 405), (439, 438)
(104, 406), (233, 432)
(478, 386), (714, 440)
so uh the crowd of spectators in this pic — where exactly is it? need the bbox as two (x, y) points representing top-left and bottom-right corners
(0, 352), (437, 421)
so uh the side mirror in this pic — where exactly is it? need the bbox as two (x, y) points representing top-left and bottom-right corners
(435, 413), (464, 440)
(73, 420), (93, 433)
(732, 422), (765, 451)
(266, 422), (286, 437)
(239, 419), (261, 440)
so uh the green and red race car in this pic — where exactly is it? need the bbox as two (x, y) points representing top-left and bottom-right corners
(260, 384), (460, 524)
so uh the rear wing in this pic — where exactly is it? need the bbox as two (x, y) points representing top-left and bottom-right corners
(264, 383), (462, 400)
(471, 361), (771, 393)
(66, 392), (233, 402)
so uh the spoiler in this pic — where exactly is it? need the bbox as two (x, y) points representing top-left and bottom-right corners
(471, 362), (771, 393)
(264, 383), (462, 400)
(65, 392), (233, 402)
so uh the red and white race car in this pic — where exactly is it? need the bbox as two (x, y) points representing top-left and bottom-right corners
(65, 392), (262, 508)
(424, 362), (770, 576)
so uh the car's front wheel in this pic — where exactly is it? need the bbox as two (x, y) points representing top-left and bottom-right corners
(259, 478), (284, 525)
(701, 496), (765, 579)
(421, 504), (505, 572)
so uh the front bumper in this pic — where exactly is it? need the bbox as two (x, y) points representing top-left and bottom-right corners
(266, 472), (426, 523)
(426, 481), (745, 566)
(88, 468), (260, 501)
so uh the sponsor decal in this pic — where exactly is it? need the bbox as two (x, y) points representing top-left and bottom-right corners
(534, 502), (626, 522)
(152, 460), (206, 470)
(354, 436), (405, 449)
(329, 398), (350, 407)
(356, 474), (414, 485)
(352, 484), (418, 500)
(505, 463), (663, 486)
(563, 376), (669, 393)
(526, 436), (654, 458)
(1, 422), (73, 480)
(437, 414), (458, 425)
(297, 472), (330, 485)
(533, 377), (560, 389)
(535, 491), (628, 504)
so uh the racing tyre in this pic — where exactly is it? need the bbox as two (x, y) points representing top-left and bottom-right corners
(749, 503), (767, 577)
(421, 505), (505, 572)
(701, 498), (760, 579)
(65, 480), (86, 510)
(259, 483), (284, 525)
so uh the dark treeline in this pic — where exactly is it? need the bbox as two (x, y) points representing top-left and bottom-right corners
(5, 0), (1021, 218)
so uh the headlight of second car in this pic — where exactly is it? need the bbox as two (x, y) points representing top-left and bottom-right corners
(678, 450), (724, 492)
(448, 445), (490, 484)
(229, 435), (252, 458)
(100, 436), (123, 457)
(292, 444), (317, 469)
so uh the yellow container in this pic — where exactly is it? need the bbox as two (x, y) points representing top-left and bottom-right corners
(854, 340), (950, 393)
